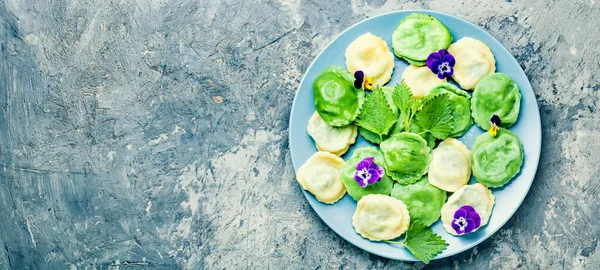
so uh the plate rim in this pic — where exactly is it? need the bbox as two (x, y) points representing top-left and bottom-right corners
(288, 9), (542, 261)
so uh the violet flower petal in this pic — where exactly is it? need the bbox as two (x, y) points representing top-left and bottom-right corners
(353, 70), (365, 89)
(454, 207), (468, 219)
(354, 169), (368, 187)
(451, 219), (464, 234)
(426, 52), (442, 69)
(443, 53), (455, 67)
(356, 159), (372, 171)
(464, 218), (477, 234)
(366, 168), (380, 185)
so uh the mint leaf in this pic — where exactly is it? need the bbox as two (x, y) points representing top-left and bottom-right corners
(403, 222), (448, 264)
(414, 93), (454, 139)
(392, 81), (420, 132)
(355, 87), (398, 141)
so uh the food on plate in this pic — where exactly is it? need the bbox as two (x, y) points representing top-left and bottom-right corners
(307, 112), (358, 156)
(345, 33), (395, 87)
(440, 183), (495, 235)
(425, 83), (473, 137)
(428, 138), (471, 192)
(313, 66), (365, 127)
(471, 128), (524, 188)
(390, 176), (446, 226)
(380, 132), (432, 184)
(355, 87), (399, 142)
(392, 13), (452, 66)
(352, 194), (410, 241)
(401, 65), (446, 98)
(296, 151), (346, 204)
(448, 37), (496, 90)
(340, 147), (394, 201)
(471, 73), (521, 130)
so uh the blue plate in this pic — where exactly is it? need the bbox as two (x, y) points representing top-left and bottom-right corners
(289, 10), (541, 261)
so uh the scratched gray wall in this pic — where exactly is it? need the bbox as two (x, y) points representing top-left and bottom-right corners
(0, 0), (598, 269)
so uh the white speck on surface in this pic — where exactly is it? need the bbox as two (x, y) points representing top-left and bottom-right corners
(570, 47), (578, 56)
(26, 218), (36, 247)
(107, 151), (116, 161)
(146, 200), (152, 214)
(172, 125), (186, 135)
(126, 144), (132, 150)
(148, 134), (168, 146)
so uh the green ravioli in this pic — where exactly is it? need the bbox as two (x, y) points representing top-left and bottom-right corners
(471, 128), (524, 188)
(392, 13), (452, 65)
(340, 147), (394, 201)
(313, 66), (365, 127)
(390, 176), (447, 227)
(426, 83), (473, 137)
(380, 132), (432, 184)
(471, 73), (521, 130)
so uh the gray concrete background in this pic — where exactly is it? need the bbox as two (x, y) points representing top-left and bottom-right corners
(0, 0), (598, 269)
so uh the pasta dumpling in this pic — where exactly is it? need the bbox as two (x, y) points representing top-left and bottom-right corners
(313, 66), (365, 127)
(441, 183), (495, 235)
(448, 37), (496, 90)
(352, 194), (410, 241)
(390, 176), (446, 226)
(426, 83), (473, 137)
(380, 132), (432, 184)
(341, 147), (394, 201)
(296, 151), (346, 204)
(392, 13), (452, 66)
(428, 138), (471, 192)
(471, 73), (521, 130)
(471, 128), (524, 188)
(307, 112), (358, 156)
(345, 33), (395, 87)
(401, 65), (446, 98)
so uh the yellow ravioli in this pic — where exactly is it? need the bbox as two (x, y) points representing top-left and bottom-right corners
(296, 152), (346, 204)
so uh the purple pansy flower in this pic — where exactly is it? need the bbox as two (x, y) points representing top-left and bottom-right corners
(426, 49), (455, 80)
(451, 205), (481, 235)
(354, 157), (384, 188)
(354, 70), (365, 89)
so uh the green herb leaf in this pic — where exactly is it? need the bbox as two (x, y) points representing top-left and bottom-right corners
(414, 93), (454, 139)
(355, 86), (398, 141)
(392, 81), (420, 132)
(402, 222), (448, 264)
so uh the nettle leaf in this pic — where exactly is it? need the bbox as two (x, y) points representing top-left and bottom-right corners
(355, 87), (398, 141)
(403, 222), (448, 264)
(414, 93), (454, 139)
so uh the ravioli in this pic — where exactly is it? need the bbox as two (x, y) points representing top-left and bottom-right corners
(341, 147), (394, 201)
(345, 33), (395, 87)
(471, 128), (524, 188)
(448, 37), (496, 90)
(471, 73), (521, 130)
(392, 13), (453, 66)
(313, 66), (365, 127)
(380, 132), (432, 184)
(441, 183), (495, 235)
(307, 112), (358, 156)
(426, 83), (473, 137)
(428, 138), (471, 192)
(296, 151), (346, 204)
(390, 176), (446, 226)
(352, 194), (410, 241)
(401, 65), (446, 98)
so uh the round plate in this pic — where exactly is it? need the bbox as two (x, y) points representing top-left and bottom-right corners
(289, 10), (541, 261)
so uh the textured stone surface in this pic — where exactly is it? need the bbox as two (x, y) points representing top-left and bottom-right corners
(0, 0), (598, 269)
